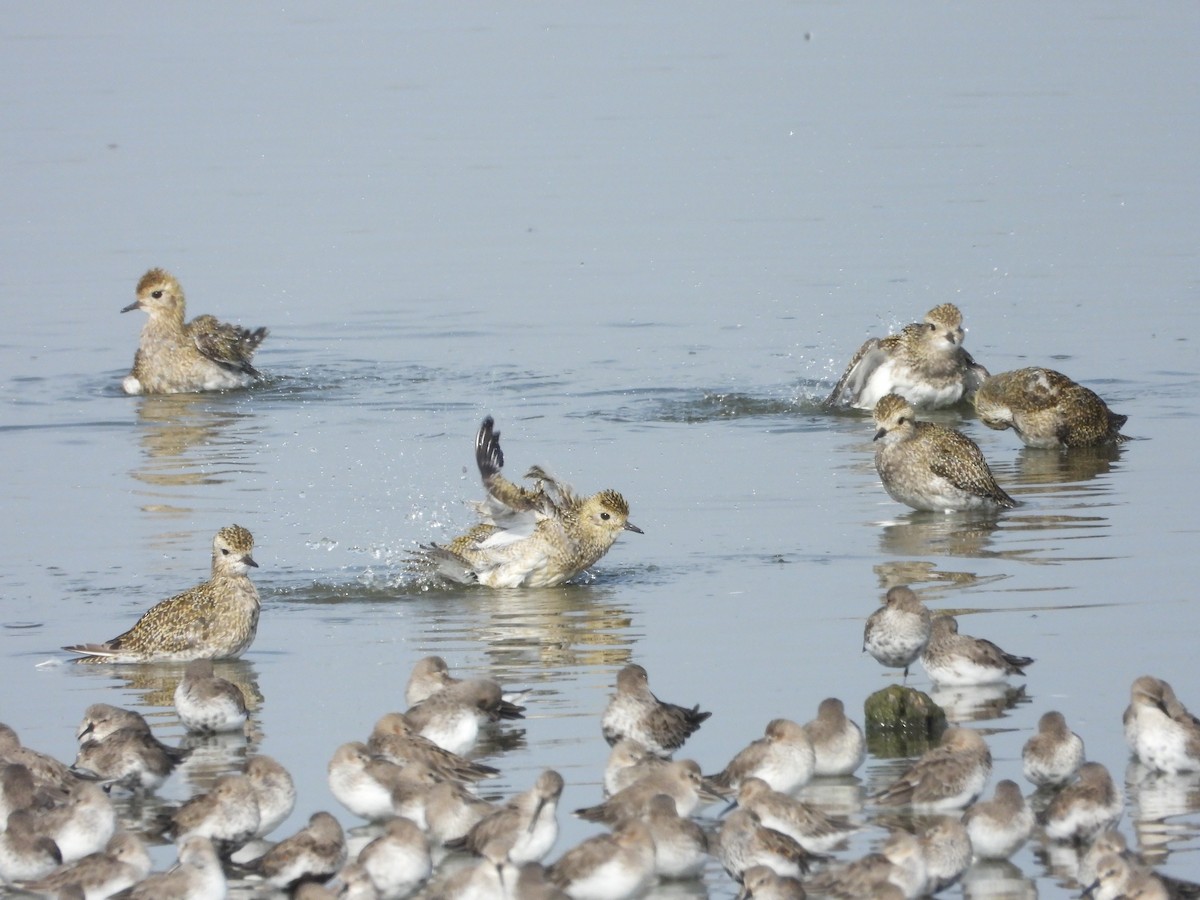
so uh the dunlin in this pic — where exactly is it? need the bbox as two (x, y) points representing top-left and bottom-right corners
(918, 816), (972, 893)
(506, 861), (572, 900)
(357, 816), (432, 899)
(709, 719), (815, 795)
(19, 830), (151, 900)
(603, 740), (670, 797)
(170, 772), (261, 850)
(0, 725), (78, 791)
(255, 811), (346, 889)
(642, 793), (708, 879)
(368, 711), (500, 782)
(71, 727), (188, 793)
(961, 779), (1032, 860)
(244, 754), (296, 839)
(805, 830), (927, 899)
(736, 865), (807, 900)
(920, 615), (1033, 686)
(451, 769), (564, 864)
(872, 727), (992, 811)
(0, 810), (63, 882)
(1123, 675), (1200, 774)
(973, 367), (1128, 448)
(173, 659), (249, 734)
(1022, 711), (1085, 787)
(715, 808), (813, 882)
(873, 393), (1017, 512)
(327, 743), (440, 825)
(1, 764), (68, 825)
(576, 759), (719, 824)
(120, 267), (267, 395)
(802, 698), (865, 777)
(1042, 761), (1123, 843)
(863, 586), (933, 679)
(127, 834), (225, 900)
(1084, 852), (1168, 900)
(601, 664), (710, 757)
(421, 416), (642, 587)
(732, 777), (858, 854)
(824, 303), (989, 410)
(405, 655), (529, 709)
(65, 525), (261, 663)
(405, 678), (525, 757)
(74, 705), (156, 746)
(26, 782), (116, 863)
(424, 779), (495, 846)
(547, 819), (656, 900)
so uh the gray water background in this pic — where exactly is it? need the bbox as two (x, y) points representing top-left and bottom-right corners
(2, 2), (1198, 896)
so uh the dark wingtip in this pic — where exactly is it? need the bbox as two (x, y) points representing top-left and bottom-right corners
(476, 416), (504, 477)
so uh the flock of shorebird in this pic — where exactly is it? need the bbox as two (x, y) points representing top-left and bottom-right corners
(1, 271), (1186, 899)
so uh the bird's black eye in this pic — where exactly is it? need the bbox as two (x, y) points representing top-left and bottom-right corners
(927, 323), (936, 332)
(220, 548), (230, 555)
(600, 512), (611, 521)
(898, 417), (907, 426)
(151, 290), (163, 299)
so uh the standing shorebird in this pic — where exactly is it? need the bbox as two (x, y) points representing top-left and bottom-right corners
(824, 303), (989, 410)
(64, 526), (261, 663)
(973, 367), (1128, 448)
(872, 393), (1016, 512)
(420, 417), (642, 587)
(120, 268), (267, 395)
(1123, 675), (1200, 774)
(601, 664), (710, 757)
(863, 586), (933, 680)
(920, 615), (1034, 686)
(1022, 711), (1085, 787)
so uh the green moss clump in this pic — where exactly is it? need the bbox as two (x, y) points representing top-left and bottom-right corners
(864, 685), (947, 759)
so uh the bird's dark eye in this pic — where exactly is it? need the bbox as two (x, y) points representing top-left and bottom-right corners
(151, 290), (163, 299)
(600, 512), (611, 521)
(898, 417), (907, 425)
(927, 323), (936, 332)
(220, 548), (230, 555)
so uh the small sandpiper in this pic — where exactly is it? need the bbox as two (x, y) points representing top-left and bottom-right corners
(254, 811), (346, 890)
(0, 810), (63, 882)
(575, 759), (720, 824)
(120, 267), (267, 395)
(642, 793), (709, 879)
(736, 865), (807, 900)
(603, 739), (671, 797)
(127, 834), (225, 900)
(715, 808), (813, 883)
(708, 719), (815, 795)
(71, 725), (188, 794)
(357, 815), (432, 898)
(918, 816), (972, 893)
(601, 664), (711, 757)
(327, 743), (438, 824)
(802, 698), (865, 777)
(404, 678), (525, 756)
(863, 586), (933, 680)
(732, 777), (859, 854)
(1021, 711), (1085, 788)
(404, 655), (530, 710)
(872, 727), (992, 811)
(961, 779), (1033, 860)
(450, 769), (564, 865)
(1041, 761), (1123, 843)
(1123, 675), (1200, 774)
(920, 615), (1034, 686)
(420, 416), (642, 588)
(30, 781), (116, 864)
(173, 659), (249, 734)
(0, 724), (79, 791)
(547, 819), (657, 900)
(1084, 852), (1169, 900)
(824, 303), (989, 411)
(424, 779), (496, 846)
(804, 830), (926, 899)
(873, 393), (1017, 512)
(367, 711), (500, 783)
(243, 755), (296, 839)
(19, 829), (151, 899)
(973, 367), (1128, 448)
(170, 773), (261, 850)
(64, 525), (261, 663)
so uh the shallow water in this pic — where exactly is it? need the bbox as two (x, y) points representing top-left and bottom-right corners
(2, 2), (1199, 897)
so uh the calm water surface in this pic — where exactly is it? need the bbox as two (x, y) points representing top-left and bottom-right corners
(2, 3), (1198, 897)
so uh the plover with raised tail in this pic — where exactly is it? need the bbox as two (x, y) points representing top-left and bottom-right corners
(450, 769), (564, 865)
(872, 727), (992, 811)
(169, 773), (261, 850)
(715, 808), (813, 883)
(824, 303), (989, 411)
(918, 816), (972, 893)
(575, 759), (720, 824)
(71, 726), (189, 794)
(961, 779), (1033, 860)
(368, 711), (500, 782)
(804, 830), (926, 900)
(244, 755), (296, 839)
(732, 777), (859, 854)
(404, 678), (524, 757)
(863, 586), (933, 680)
(420, 416), (642, 588)
(603, 739), (671, 797)
(736, 865), (807, 900)
(120, 267), (267, 395)
(1022, 711), (1085, 787)
(1123, 675), (1200, 774)
(973, 367), (1128, 448)
(173, 659), (249, 734)
(872, 393), (1016, 512)
(127, 834), (225, 900)
(254, 811), (346, 890)
(920, 615), (1034, 686)
(708, 719), (815, 795)
(357, 816), (432, 899)
(641, 793), (708, 879)
(19, 829), (151, 899)
(1041, 761), (1123, 843)
(601, 664), (710, 757)
(547, 819), (656, 900)
(0, 810), (63, 882)
(64, 525), (261, 663)
(802, 698), (865, 777)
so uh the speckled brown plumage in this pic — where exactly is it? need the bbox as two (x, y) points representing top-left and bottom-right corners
(973, 367), (1128, 448)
